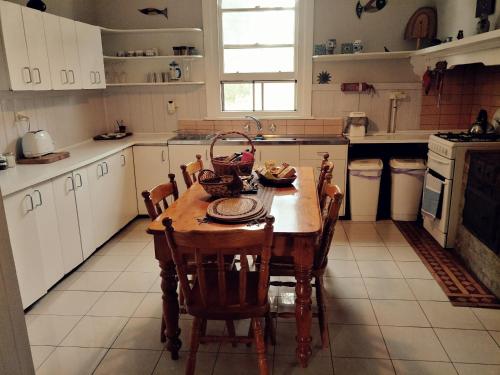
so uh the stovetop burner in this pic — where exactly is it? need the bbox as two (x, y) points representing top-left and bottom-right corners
(436, 132), (500, 143)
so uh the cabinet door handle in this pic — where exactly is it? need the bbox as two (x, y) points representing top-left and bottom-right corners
(22, 67), (32, 83)
(205, 149), (208, 161)
(97, 164), (103, 178)
(33, 189), (42, 207)
(75, 173), (83, 188)
(61, 69), (68, 84)
(33, 68), (42, 84)
(25, 194), (34, 212)
(96, 71), (101, 84)
(316, 151), (329, 156)
(90, 71), (95, 84)
(103, 161), (109, 174)
(161, 150), (166, 162)
(121, 155), (126, 166)
(67, 176), (75, 191)
(68, 69), (75, 84)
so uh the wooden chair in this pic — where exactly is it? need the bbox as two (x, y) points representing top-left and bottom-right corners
(268, 184), (343, 348)
(181, 154), (204, 189)
(141, 173), (179, 220)
(163, 215), (275, 375)
(318, 154), (334, 211)
(142, 173), (180, 343)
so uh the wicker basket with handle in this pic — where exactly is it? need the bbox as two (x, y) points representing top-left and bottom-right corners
(199, 169), (241, 198)
(210, 131), (256, 176)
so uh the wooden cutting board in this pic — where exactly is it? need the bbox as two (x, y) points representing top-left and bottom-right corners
(17, 151), (70, 164)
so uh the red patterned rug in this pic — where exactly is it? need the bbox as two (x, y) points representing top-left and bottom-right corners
(395, 221), (500, 308)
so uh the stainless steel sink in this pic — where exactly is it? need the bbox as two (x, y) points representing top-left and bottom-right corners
(220, 136), (297, 143)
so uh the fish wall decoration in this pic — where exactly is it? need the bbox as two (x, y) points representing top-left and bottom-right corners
(356, 0), (387, 18)
(138, 7), (168, 18)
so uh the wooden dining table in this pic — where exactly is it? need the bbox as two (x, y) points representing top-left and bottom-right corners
(147, 166), (322, 368)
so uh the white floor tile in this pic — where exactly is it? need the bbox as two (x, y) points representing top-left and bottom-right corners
(118, 228), (153, 242)
(138, 241), (155, 257)
(94, 348), (161, 375)
(371, 300), (430, 327)
(214, 353), (272, 375)
(419, 302), (483, 329)
(133, 293), (163, 318)
(107, 272), (158, 293)
(330, 324), (389, 359)
(26, 315), (80, 345)
(36, 346), (107, 375)
(126, 256), (159, 272)
(275, 322), (331, 357)
(364, 278), (415, 300)
(30, 346), (55, 370)
(28, 291), (102, 316)
(380, 232), (410, 247)
(352, 246), (393, 261)
(322, 277), (368, 299)
(333, 357), (394, 375)
(435, 329), (500, 364)
(87, 292), (145, 317)
(79, 255), (135, 272)
(327, 298), (378, 325)
(472, 308), (500, 331)
(454, 363), (500, 375)
(489, 330), (500, 346)
(392, 360), (457, 375)
(325, 260), (360, 277)
(61, 316), (128, 348)
(112, 317), (165, 350)
(153, 351), (216, 375)
(397, 262), (433, 279)
(387, 246), (420, 262)
(99, 241), (150, 256)
(405, 279), (448, 301)
(328, 244), (354, 260)
(54, 271), (120, 292)
(358, 261), (403, 278)
(381, 326), (448, 361)
(178, 319), (224, 353)
(274, 355), (335, 375)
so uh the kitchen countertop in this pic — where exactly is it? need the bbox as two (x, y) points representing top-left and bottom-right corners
(347, 133), (432, 144)
(167, 134), (349, 145)
(0, 133), (172, 198)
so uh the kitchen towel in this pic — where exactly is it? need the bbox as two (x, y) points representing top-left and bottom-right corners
(421, 172), (443, 219)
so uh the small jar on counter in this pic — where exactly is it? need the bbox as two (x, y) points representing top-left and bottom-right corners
(5, 153), (16, 168)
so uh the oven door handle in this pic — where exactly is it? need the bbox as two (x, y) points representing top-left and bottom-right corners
(428, 151), (451, 166)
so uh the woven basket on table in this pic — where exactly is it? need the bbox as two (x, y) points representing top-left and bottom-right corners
(198, 169), (240, 198)
(210, 131), (256, 176)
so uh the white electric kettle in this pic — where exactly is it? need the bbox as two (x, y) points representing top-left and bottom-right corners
(22, 130), (55, 158)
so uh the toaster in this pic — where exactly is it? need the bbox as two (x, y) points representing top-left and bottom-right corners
(22, 130), (55, 158)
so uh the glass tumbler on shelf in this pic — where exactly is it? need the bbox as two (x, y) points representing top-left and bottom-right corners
(182, 60), (192, 82)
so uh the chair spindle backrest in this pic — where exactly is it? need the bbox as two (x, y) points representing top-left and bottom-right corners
(163, 216), (275, 312)
(142, 174), (179, 220)
(181, 154), (204, 188)
(318, 154), (335, 211)
(315, 184), (343, 269)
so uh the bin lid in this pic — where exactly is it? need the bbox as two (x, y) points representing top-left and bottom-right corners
(389, 158), (426, 170)
(348, 159), (383, 171)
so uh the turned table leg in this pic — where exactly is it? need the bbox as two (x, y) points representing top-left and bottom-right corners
(294, 239), (313, 367)
(160, 260), (182, 360)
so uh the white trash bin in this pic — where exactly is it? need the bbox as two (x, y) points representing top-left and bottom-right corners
(348, 159), (383, 221)
(390, 158), (426, 221)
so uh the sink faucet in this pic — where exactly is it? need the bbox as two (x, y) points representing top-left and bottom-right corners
(244, 115), (263, 133)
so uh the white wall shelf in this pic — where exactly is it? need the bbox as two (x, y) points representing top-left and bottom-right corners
(100, 27), (203, 34)
(313, 51), (413, 62)
(104, 55), (203, 61)
(106, 82), (205, 87)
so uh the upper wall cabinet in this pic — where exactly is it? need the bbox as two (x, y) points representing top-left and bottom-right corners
(0, 1), (51, 90)
(43, 12), (82, 90)
(76, 21), (106, 89)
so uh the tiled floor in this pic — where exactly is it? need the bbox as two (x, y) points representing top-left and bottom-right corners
(27, 219), (500, 374)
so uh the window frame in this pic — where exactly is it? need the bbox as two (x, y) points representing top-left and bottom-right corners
(202, 0), (313, 119)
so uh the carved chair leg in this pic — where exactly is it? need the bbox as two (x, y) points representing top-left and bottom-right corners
(186, 317), (202, 375)
(252, 318), (269, 375)
(225, 320), (237, 347)
(315, 276), (329, 349)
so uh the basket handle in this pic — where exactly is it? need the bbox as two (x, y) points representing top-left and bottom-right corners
(210, 131), (256, 160)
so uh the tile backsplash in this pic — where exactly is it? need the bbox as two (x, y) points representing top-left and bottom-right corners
(0, 91), (106, 155)
(420, 64), (500, 130)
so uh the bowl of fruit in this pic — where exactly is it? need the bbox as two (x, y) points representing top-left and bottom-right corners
(255, 160), (297, 186)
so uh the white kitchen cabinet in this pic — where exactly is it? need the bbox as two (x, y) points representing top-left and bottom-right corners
(111, 148), (137, 226)
(168, 144), (210, 194)
(75, 21), (105, 89)
(73, 168), (96, 259)
(3, 181), (65, 308)
(258, 145), (300, 167)
(133, 146), (169, 215)
(33, 182), (64, 288)
(52, 173), (84, 272)
(43, 13), (81, 90)
(0, 1), (51, 90)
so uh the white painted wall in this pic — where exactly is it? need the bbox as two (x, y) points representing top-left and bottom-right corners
(314, 0), (436, 52)
(435, 0), (500, 39)
(5, 0), (96, 23)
